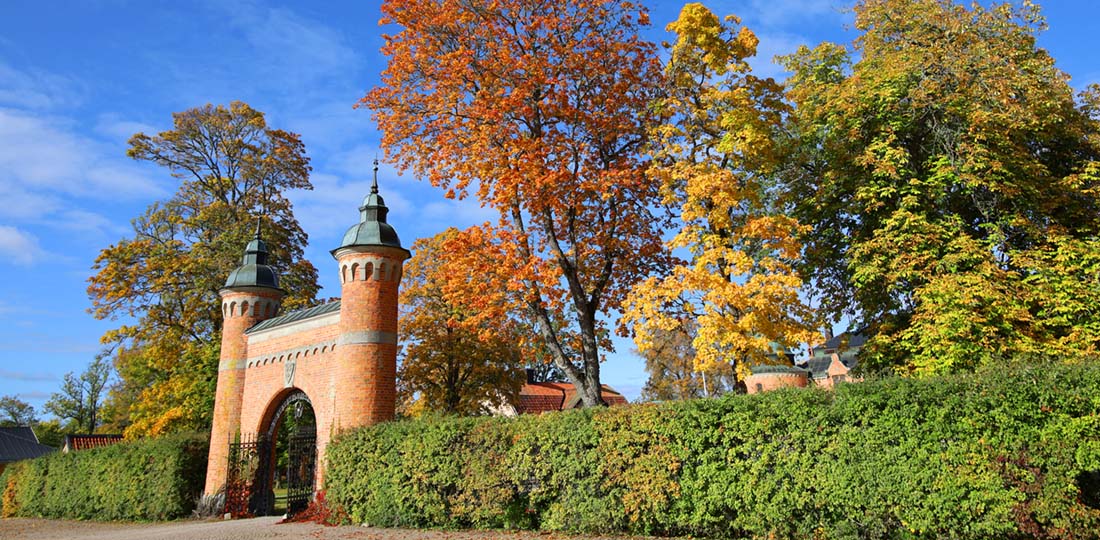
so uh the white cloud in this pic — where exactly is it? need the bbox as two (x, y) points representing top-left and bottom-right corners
(0, 183), (60, 221)
(0, 60), (83, 110)
(290, 170), (415, 235)
(0, 226), (45, 265)
(0, 108), (164, 210)
(205, 2), (360, 97)
(94, 113), (160, 142)
(327, 144), (417, 185)
(274, 99), (376, 154)
(243, 8), (358, 86)
(0, 369), (55, 382)
(55, 209), (131, 239)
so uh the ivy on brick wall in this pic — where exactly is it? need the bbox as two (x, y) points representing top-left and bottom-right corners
(325, 363), (1100, 539)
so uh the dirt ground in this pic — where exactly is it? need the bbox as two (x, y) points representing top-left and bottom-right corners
(0, 517), (646, 540)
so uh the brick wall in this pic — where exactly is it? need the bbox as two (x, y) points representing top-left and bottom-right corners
(744, 371), (810, 394)
(204, 245), (408, 496)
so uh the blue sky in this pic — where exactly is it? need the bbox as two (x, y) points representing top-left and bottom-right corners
(1, 0), (1098, 413)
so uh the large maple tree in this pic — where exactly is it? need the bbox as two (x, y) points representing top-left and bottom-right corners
(362, 0), (670, 406)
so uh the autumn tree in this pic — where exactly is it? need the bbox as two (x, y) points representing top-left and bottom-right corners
(0, 395), (37, 427)
(398, 228), (531, 415)
(638, 321), (737, 402)
(89, 102), (319, 436)
(781, 0), (1100, 373)
(363, 0), (670, 406)
(623, 4), (819, 382)
(44, 356), (111, 434)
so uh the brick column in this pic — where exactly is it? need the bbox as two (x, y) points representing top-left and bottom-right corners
(205, 287), (283, 496)
(331, 246), (408, 431)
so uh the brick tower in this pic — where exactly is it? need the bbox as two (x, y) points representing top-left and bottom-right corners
(205, 224), (285, 495)
(330, 162), (410, 428)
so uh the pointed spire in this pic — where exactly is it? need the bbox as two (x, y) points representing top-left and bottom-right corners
(371, 157), (380, 195)
(253, 216), (262, 240)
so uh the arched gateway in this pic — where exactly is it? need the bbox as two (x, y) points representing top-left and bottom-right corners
(205, 169), (409, 515)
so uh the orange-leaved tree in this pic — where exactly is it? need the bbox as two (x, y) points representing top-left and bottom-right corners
(623, 4), (819, 381)
(398, 228), (529, 415)
(362, 0), (670, 406)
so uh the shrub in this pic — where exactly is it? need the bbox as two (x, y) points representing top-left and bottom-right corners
(325, 363), (1100, 539)
(0, 431), (208, 521)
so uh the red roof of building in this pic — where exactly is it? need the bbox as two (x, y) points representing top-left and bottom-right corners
(515, 382), (628, 414)
(63, 434), (123, 452)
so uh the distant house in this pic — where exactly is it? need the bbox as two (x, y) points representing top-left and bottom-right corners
(745, 332), (866, 394)
(798, 331), (866, 388)
(490, 371), (629, 416)
(0, 426), (55, 474)
(62, 434), (124, 453)
(744, 364), (810, 394)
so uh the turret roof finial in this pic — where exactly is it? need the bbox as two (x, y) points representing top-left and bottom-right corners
(333, 156), (405, 253)
(223, 216), (280, 290)
(371, 157), (379, 195)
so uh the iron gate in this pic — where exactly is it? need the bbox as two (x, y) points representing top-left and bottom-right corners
(285, 432), (317, 513)
(225, 433), (272, 517)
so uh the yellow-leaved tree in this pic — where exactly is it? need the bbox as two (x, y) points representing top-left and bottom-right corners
(623, 4), (819, 381)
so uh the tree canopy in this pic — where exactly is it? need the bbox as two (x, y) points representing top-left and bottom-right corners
(88, 102), (319, 436)
(0, 395), (37, 427)
(397, 228), (527, 415)
(623, 3), (819, 381)
(363, 0), (671, 406)
(44, 355), (110, 434)
(637, 321), (738, 402)
(781, 0), (1100, 374)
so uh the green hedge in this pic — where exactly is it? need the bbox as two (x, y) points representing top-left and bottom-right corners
(0, 431), (208, 521)
(325, 364), (1100, 539)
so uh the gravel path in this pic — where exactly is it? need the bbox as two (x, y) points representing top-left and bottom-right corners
(0, 517), (643, 540)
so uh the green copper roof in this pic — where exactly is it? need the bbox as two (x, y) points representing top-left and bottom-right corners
(248, 300), (341, 334)
(335, 161), (404, 251)
(224, 223), (281, 290)
(748, 364), (809, 375)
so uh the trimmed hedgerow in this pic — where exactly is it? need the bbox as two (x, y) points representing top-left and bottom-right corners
(325, 363), (1100, 539)
(0, 431), (207, 521)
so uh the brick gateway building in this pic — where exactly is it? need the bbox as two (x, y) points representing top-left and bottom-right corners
(204, 173), (409, 513)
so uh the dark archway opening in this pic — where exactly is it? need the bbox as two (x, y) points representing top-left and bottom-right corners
(227, 390), (318, 517)
(266, 391), (317, 515)
(264, 390), (317, 516)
